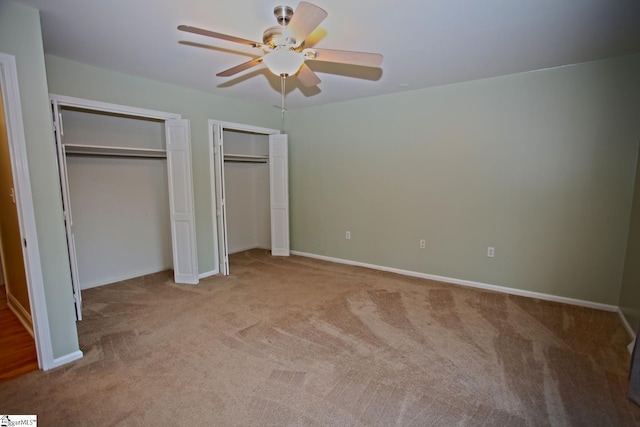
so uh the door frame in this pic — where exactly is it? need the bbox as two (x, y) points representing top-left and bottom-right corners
(0, 52), (52, 369)
(49, 95), (201, 317)
(208, 120), (284, 275)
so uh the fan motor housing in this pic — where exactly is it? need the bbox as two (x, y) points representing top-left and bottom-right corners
(264, 5), (299, 48)
(263, 25), (301, 48)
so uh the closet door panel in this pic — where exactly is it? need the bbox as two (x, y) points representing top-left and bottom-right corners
(213, 125), (229, 275)
(52, 102), (82, 320)
(166, 119), (199, 284)
(169, 150), (190, 212)
(271, 209), (289, 254)
(174, 221), (195, 274)
(213, 125), (229, 274)
(271, 156), (287, 204)
(269, 134), (289, 256)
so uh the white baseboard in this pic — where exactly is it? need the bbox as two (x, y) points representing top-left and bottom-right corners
(82, 267), (220, 287)
(51, 350), (83, 370)
(618, 308), (636, 338)
(617, 308), (637, 353)
(291, 251), (619, 312)
(7, 292), (34, 337)
(80, 266), (173, 290)
(229, 245), (271, 255)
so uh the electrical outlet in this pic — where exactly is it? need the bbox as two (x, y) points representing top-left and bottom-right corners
(419, 239), (426, 249)
(487, 246), (495, 258)
(345, 231), (351, 240)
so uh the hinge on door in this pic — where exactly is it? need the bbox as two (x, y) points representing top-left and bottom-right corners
(23, 238), (27, 248)
(51, 108), (59, 133)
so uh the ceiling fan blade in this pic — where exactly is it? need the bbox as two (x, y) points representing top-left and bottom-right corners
(178, 25), (261, 47)
(287, 2), (328, 45)
(216, 57), (263, 77)
(296, 63), (321, 87)
(305, 48), (383, 67)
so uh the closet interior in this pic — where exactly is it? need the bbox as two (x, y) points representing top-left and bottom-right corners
(222, 129), (272, 257)
(57, 106), (173, 290)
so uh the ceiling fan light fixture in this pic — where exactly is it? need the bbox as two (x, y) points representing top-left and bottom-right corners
(178, 1), (382, 93)
(263, 48), (305, 77)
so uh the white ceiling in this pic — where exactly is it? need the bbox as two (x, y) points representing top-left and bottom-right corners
(14, 0), (640, 110)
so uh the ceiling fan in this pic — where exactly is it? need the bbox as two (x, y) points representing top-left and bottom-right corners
(178, 2), (383, 88)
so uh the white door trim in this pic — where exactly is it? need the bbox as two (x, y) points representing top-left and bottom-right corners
(211, 123), (229, 275)
(208, 120), (281, 136)
(208, 120), (285, 275)
(207, 122), (221, 276)
(0, 52), (54, 370)
(49, 94), (181, 121)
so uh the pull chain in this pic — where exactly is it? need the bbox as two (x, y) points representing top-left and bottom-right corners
(280, 74), (286, 118)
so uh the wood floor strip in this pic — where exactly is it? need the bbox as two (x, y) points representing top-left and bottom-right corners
(0, 285), (38, 383)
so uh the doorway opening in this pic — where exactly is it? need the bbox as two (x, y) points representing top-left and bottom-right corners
(209, 120), (289, 275)
(0, 55), (39, 379)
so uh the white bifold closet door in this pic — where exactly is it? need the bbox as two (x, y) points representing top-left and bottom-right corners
(165, 119), (199, 284)
(211, 122), (289, 276)
(212, 125), (230, 275)
(269, 134), (290, 256)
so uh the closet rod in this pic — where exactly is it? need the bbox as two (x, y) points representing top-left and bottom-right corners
(66, 152), (167, 159)
(224, 159), (268, 164)
(223, 153), (268, 164)
(64, 143), (167, 159)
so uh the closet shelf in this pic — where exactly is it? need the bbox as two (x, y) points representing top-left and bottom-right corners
(224, 153), (268, 163)
(64, 144), (167, 158)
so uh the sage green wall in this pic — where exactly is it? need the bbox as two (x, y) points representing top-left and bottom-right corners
(44, 55), (282, 275)
(285, 54), (640, 305)
(620, 147), (640, 331)
(0, 0), (80, 358)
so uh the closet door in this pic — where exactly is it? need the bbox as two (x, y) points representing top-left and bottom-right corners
(269, 134), (289, 256)
(51, 101), (83, 320)
(165, 119), (199, 284)
(213, 125), (229, 275)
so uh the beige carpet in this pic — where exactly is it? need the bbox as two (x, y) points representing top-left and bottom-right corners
(1, 249), (638, 425)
